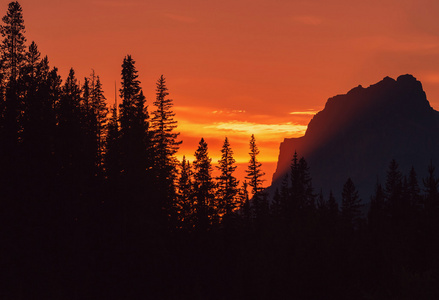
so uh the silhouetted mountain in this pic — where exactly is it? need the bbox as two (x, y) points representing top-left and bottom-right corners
(271, 74), (439, 200)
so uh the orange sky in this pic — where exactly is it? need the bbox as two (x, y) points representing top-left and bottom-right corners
(8, 0), (439, 185)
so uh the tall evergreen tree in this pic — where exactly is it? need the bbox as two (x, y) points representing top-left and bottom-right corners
(423, 161), (439, 213)
(341, 177), (362, 229)
(385, 159), (403, 212)
(91, 74), (108, 171)
(245, 134), (265, 196)
(118, 55), (149, 181)
(150, 75), (181, 222)
(216, 137), (239, 217)
(105, 101), (120, 181)
(0, 1), (26, 161)
(245, 134), (267, 222)
(406, 166), (420, 209)
(193, 138), (215, 231)
(0, 1), (26, 81)
(176, 156), (194, 231)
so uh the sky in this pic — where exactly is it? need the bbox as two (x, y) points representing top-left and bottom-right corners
(7, 0), (439, 185)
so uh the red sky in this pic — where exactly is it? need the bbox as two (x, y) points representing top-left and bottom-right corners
(8, 0), (439, 185)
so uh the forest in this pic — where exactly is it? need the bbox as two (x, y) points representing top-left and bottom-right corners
(2, 2), (439, 299)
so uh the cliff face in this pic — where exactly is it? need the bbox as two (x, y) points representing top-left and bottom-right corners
(271, 74), (439, 200)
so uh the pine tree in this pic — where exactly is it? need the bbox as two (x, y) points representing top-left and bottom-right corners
(423, 161), (439, 213)
(216, 137), (239, 217)
(245, 134), (265, 196)
(0, 1), (27, 160)
(56, 68), (83, 178)
(118, 55), (149, 181)
(105, 102), (120, 181)
(245, 134), (267, 222)
(193, 138), (215, 231)
(90, 74), (108, 171)
(407, 167), (420, 208)
(0, 1), (26, 82)
(289, 152), (315, 217)
(341, 177), (362, 229)
(150, 75), (181, 221)
(385, 159), (403, 211)
(176, 156), (194, 231)
(369, 182), (386, 232)
(238, 180), (251, 221)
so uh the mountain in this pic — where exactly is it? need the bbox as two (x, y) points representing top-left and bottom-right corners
(270, 74), (439, 200)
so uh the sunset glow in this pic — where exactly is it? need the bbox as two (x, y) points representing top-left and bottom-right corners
(14, 0), (439, 184)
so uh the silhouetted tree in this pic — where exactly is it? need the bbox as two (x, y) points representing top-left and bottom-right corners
(150, 75), (181, 223)
(385, 159), (403, 221)
(341, 177), (362, 229)
(238, 180), (251, 221)
(193, 138), (215, 231)
(104, 101), (120, 181)
(0, 1), (26, 81)
(176, 156), (194, 231)
(119, 55), (149, 182)
(423, 161), (439, 214)
(90, 73), (108, 172)
(216, 137), (239, 218)
(406, 166), (420, 209)
(0, 1), (26, 174)
(245, 134), (266, 220)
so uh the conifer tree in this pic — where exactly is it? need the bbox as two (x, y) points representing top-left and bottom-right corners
(105, 101), (121, 183)
(0, 1), (26, 81)
(216, 137), (239, 217)
(193, 138), (215, 231)
(0, 1), (26, 157)
(119, 55), (149, 180)
(385, 159), (402, 208)
(289, 152), (315, 217)
(56, 68), (83, 177)
(369, 182), (386, 232)
(91, 74), (108, 171)
(150, 75), (181, 220)
(238, 180), (251, 221)
(407, 167), (420, 208)
(176, 156), (194, 231)
(341, 177), (362, 229)
(423, 162), (439, 213)
(245, 134), (267, 222)
(245, 134), (265, 196)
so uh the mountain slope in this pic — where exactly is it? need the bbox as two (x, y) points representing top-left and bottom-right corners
(271, 74), (439, 200)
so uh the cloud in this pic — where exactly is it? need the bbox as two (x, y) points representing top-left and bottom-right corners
(206, 121), (307, 139)
(289, 110), (318, 115)
(212, 109), (246, 115)
(293, 15), (323, 26)
(164, 13), (197, 24)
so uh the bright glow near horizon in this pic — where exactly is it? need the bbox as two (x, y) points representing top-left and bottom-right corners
(11, 0), (439, 185)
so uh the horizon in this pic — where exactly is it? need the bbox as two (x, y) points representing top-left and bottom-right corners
(10, 0), (439, 185)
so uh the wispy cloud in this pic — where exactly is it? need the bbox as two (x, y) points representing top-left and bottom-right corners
(164, 13), (197, 24)
(293, 15), (323, 26)
(212, 110), (246, 115)
(206, 121), (307, 139)
(289, 110), (318, 115)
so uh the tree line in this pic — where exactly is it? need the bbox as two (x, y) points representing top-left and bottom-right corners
(2, 2), (439, 298)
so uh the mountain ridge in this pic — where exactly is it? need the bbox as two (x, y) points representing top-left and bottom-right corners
(271, 74), (439, 200)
